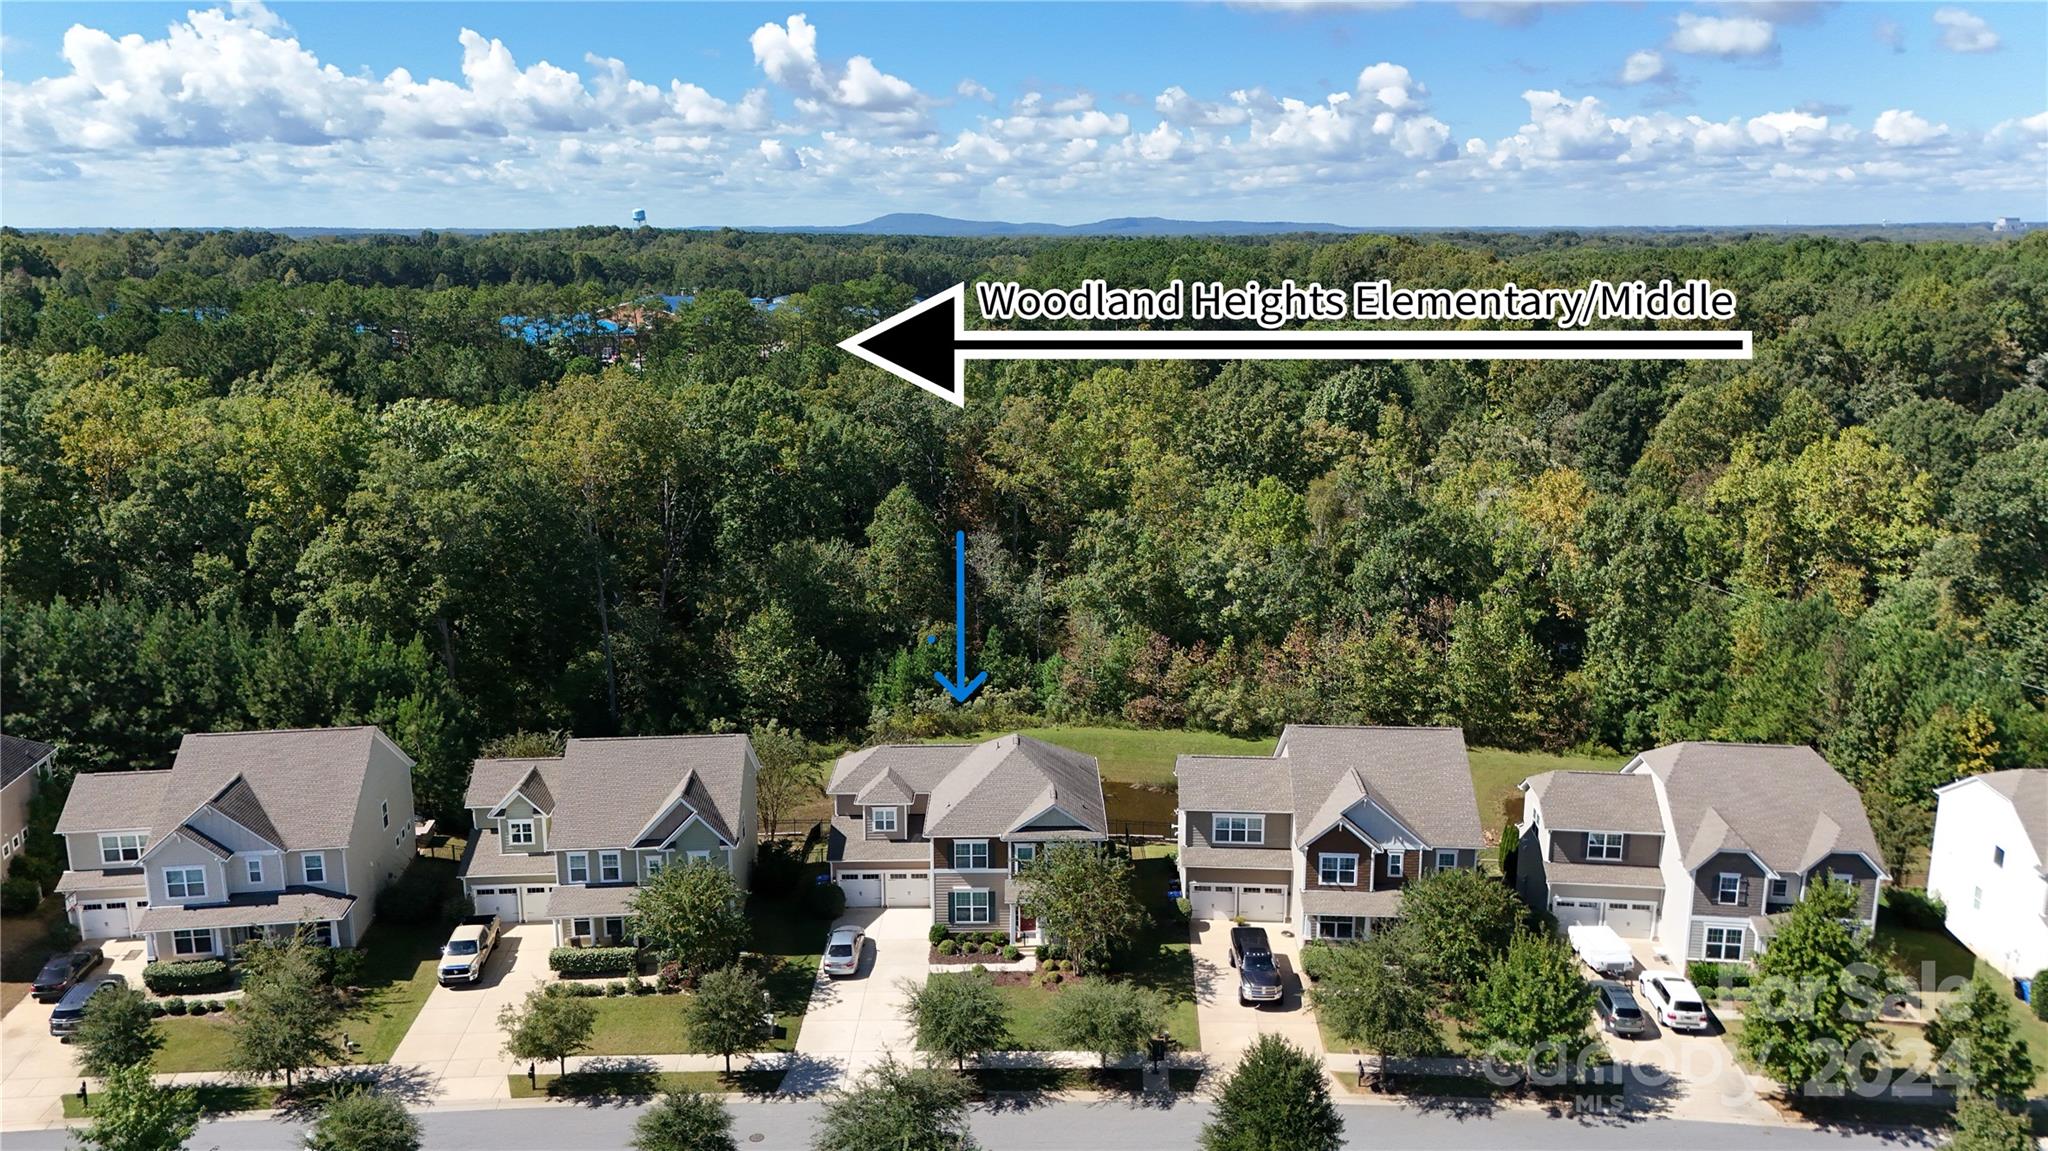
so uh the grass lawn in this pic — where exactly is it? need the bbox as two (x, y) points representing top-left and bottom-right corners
(1875, 920), (2048, 1097)
(1319, 1009), (1473, 1058)
(507, 1069), (783, 1099)
(972, 1067), (1203, 1094)
(1465, 746), (1626, 833)
(63, 1083), (280, 1119)
(1, 896), (67, 1015)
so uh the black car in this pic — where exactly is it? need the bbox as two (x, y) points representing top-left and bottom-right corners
(1593, 980), (1647, 1038)
(1228, 926), (1283, 1006)
(50, 974), (127, 1038)
(31, 950), (102, 1003)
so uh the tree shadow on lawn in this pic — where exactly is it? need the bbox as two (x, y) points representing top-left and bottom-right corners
(269, 1064), (438, 1122)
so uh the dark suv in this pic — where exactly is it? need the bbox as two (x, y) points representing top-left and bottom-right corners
(1228, 926), (1283, 1006)
(1593, 980), (1647, 1038)
(32, 950), (102, 1003)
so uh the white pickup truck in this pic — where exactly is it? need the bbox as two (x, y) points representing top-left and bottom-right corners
(438, 915), (500, 985)
(1566, 924), (1635, 977)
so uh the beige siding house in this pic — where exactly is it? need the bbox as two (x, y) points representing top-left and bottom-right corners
(458, 735), (758, 946)
(51, 727), (418, 959)
(825, 734), (1109, 943)
(1, 734), (58, 863)
(1173, 726), (1486, 942)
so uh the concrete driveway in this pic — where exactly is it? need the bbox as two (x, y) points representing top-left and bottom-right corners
(1587, 938), (1776, 1124)
(385, 924), (553, 1102)
(0, 936), (150, 1130)
(1189, 918), (1325, 1064)
(785, 908), (931, 1091)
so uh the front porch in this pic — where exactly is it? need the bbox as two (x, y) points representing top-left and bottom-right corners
(543, 883), (637, 948)
(134, 888), (356, 962)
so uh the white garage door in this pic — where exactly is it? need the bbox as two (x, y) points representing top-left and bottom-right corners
(1238, 886), (1288, 922)
(520, 885), (555, 922)
(472, 886), (521, 923)
(77, 900), (133, 939)
(885, 872), (929, 906)
(1604, 902), (1657, 938)
(841, 872), (882, 907)
(1552, 899), (1601, 929)
(1190, 884), (1235, 921)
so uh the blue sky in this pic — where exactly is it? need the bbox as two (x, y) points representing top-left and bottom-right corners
(3, 2), (2043, 227)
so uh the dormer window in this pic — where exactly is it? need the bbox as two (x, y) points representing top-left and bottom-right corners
(1212, 815), (1264, 845)
(507, 819), (536, 847)
(1586, 833), (1624, 861)
(870, 807), (898, 834)
(1716, 873), (1742, 905)
(246, 858), (264, 885)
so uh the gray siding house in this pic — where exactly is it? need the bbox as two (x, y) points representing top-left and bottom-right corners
(824, 734), (1108, 944)
(1173, 726), (1486, 942)
(1516, 742), (1889, 963)
(458, 735), (758, 946)
(52, 727), (418, 960)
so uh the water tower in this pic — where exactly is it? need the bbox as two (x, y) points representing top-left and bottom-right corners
(631, 208), (647, 226)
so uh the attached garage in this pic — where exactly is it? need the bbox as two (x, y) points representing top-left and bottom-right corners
(77, 899), (141, 939)
(1189, 882), (1289, 922)
(884, 872), (928, 907)
(472, 886), (522, 922)
(1190, 883), (1236, 921)
(1237, 886), (1288, 922)
(519, 885), (555, 922)
(1552, 899), (1601, 929)
(1552, 897), (1657, 937)
(840, 872), (883, 907)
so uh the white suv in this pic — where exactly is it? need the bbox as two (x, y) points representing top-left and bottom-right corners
(1635, 970), (1710, 1032)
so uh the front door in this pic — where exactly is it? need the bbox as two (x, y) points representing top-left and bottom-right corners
(1018, 914), (1037, 939)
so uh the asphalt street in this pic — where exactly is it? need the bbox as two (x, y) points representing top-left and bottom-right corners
(3, 1098), (1943, 1151)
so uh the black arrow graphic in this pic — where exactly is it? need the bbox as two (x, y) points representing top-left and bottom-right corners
(839, 283), (1753, 406)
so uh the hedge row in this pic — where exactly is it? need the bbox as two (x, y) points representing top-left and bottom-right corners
(548, 947), (639, 977)
(142, 959), (233, 995)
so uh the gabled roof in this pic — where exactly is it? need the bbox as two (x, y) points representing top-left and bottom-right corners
(1173, 755), (1292, 814)
(1523, 770), (1663, 835)
(153, 824), (234, 861)
(56, 771), (173, 834)
(856, 768), (915, 807)
(153, 728), (405, 852)
(1274, 726), (1484, 849)
(489, 735), (752, 853)
(826, 743), (977, 799)
(1631, 742), (1888, 879)
(465, 758), (559, 813)
(904, 735), (1108, 839)
(1, 734), (57, 788)
(204, 776), (285, 849)
(1939, 769), (2048, 864)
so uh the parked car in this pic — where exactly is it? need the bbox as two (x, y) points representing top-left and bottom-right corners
(438, 915), (500, 985)
(50, 974), (127, 1038)
(1635, 969), (1710, 1032)
(1567, 925), (1635, 977)
(32, 950), (103, 1003)
(1228, 926), (1283, 1006)
(822, 926), (866, 977)
(1593, 980), (1648, 1038)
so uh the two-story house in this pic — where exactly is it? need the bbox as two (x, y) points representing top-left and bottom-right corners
(1173, 725), (1486, 941)
(1516, 742), (1888, 963)
(824, 734), (1109, 943)
(2, 733), (58, 862)
(458, 735), (758, 946)
(1927, 769), (2047, 980)
(51, 727), (418, 961)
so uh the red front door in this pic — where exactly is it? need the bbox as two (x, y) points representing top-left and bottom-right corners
(1019, 916), (1037, 936)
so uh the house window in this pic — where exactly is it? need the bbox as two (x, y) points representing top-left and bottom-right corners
(1435, 849), (1459, 871)
(645, 855), (667, 880)
(572, 918), (593, 939)
(952, 841), (990, 870)
(1992, 846), (2005, 868)
(308, 923), (334, 947)
(1716, 873), (1742, 905)
(246, 858), (263, 885)
(165, 868), (206, 899)
(599, 852), (622, 883)
(1586, 833), (1625, 862)
(1972, 886), (1982, 910)
(507, 820), (536, 847)
(1011, 843), (1037, 874)
(1315, 916), (1358, 941)
(1319, 854), (1358, 887)
(603, 917), (626, 943)
(1769, 877), (1789, 902)
(99, 833), (145, 864)
(303, 853), (326, 885)
(1385, 852), (1404, 878)
(381, 800), (390, 829)
(567, 853), (589, 883)
(685, 849), (712, 864)
(870, 807), (898, 834)
(1212, 815), (1264, 845)
(172, 929), (214, 956)
(1703, 925), (1745, 961)
(951, 889), (993, 925)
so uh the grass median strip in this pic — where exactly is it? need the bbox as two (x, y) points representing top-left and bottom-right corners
(506, 1070), (784, 1099)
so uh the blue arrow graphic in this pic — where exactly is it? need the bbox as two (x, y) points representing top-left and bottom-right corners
(933, 530), (988, 704)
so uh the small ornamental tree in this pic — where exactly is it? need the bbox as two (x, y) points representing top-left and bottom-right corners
(1015, 842), (1146, 976)
(685, 965), (771, 1074)
(1200, 1035), (1343, 1151)
(1308, 930), (1439, 1072)
(812, 1055), (977, 1151)
(1045, 980), (1166, 1068)
(1738, 878), (1880, 1097)
(74, 985), (164, 1077)
(632, 1089), (738, 1151)
(1391, 868), (1521, 1007)
(75, 1064), (200, 1151)
(226, 935), (345, 1089)
(629, 860), (751, 981)
(304, 1089), (423, 1151)
(900, 970), (1009, 1072)
(499, 987), (597, 1077)
(1925, 977), (2036, 1104)
(1464, 929), (1594, 1080)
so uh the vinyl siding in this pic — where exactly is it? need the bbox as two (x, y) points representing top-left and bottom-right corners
(1303, 825), (1369, 891)
(1548, 830), (1663, 868)
(1691, 851), (1769, 917)
(1182, 810), (1293, 853)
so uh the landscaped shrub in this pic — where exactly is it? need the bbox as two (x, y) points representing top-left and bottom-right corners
(605, 980), (626, 997)
(47, 917), (81, 951)
(632, 978), (654, 995)
(1002, 946), (1021, 962)
(1687, 961), (1751, 990)
(2034, 970), (2048, 1022)
(327, 947), (367, 989)
(0, 877), (42, 916)
(806, 881), (846, 921)
(1300, 940), (1338, 983)
(548, 946), (639, 977)
(928, 924), (951, 946)
(142, 959), (233, 995)
(659, 961), (684, 993)
(992, 932), (1009, 947)
(165, 998), (189, 1016)
(937, 939), (959, 956)
(146, 1001), (166, 1018)
(1880, 887), (1947, 933)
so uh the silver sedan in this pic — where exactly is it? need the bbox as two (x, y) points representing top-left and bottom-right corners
(821, 925), (866, 977)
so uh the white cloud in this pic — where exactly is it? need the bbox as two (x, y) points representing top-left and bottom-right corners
(749, 13), (928, 131)
(1932, 8), (1999, 53)
(957, 79), (995, 103)
(1874, 19), (1905, 53)
(1621, 50), (1666, 84)
(1670, 13), (1776, 57)
(1871, 109), (1949, 147)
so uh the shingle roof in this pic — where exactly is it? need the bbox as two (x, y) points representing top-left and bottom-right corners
(1179, 844), (1294, 871)
(152, 728), (402, 851)
(136, 888), (355, 933)
(1277, 726), (1484, 848)
(552, 736), (750, 852)
(1174, 756), (1293, 814)
(1632, 742), (1887, 877)
(206, 777), (285, 848)
(55, 868), (146, 895)
(1, 734), (56, 788)
(826, 743), (976, 797)
(544, 884), (639, 919)
(856, 768), (915, 807)
(55, 771), (173, 834)
(459, 828), (559, 881)
(922, 735), (1108, 839)
(1300, 888), (1406, 918)
(465, 758), (558, 811)
(161, 825), (235, 861)
(826, 816), (931, 864)
(1523, 771), (1662, 835)
(1947, 770), (2048, 865)
(1542, 861), (1667, 889)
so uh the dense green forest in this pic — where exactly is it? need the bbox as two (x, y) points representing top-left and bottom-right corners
(3, 225), (2044, 866)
